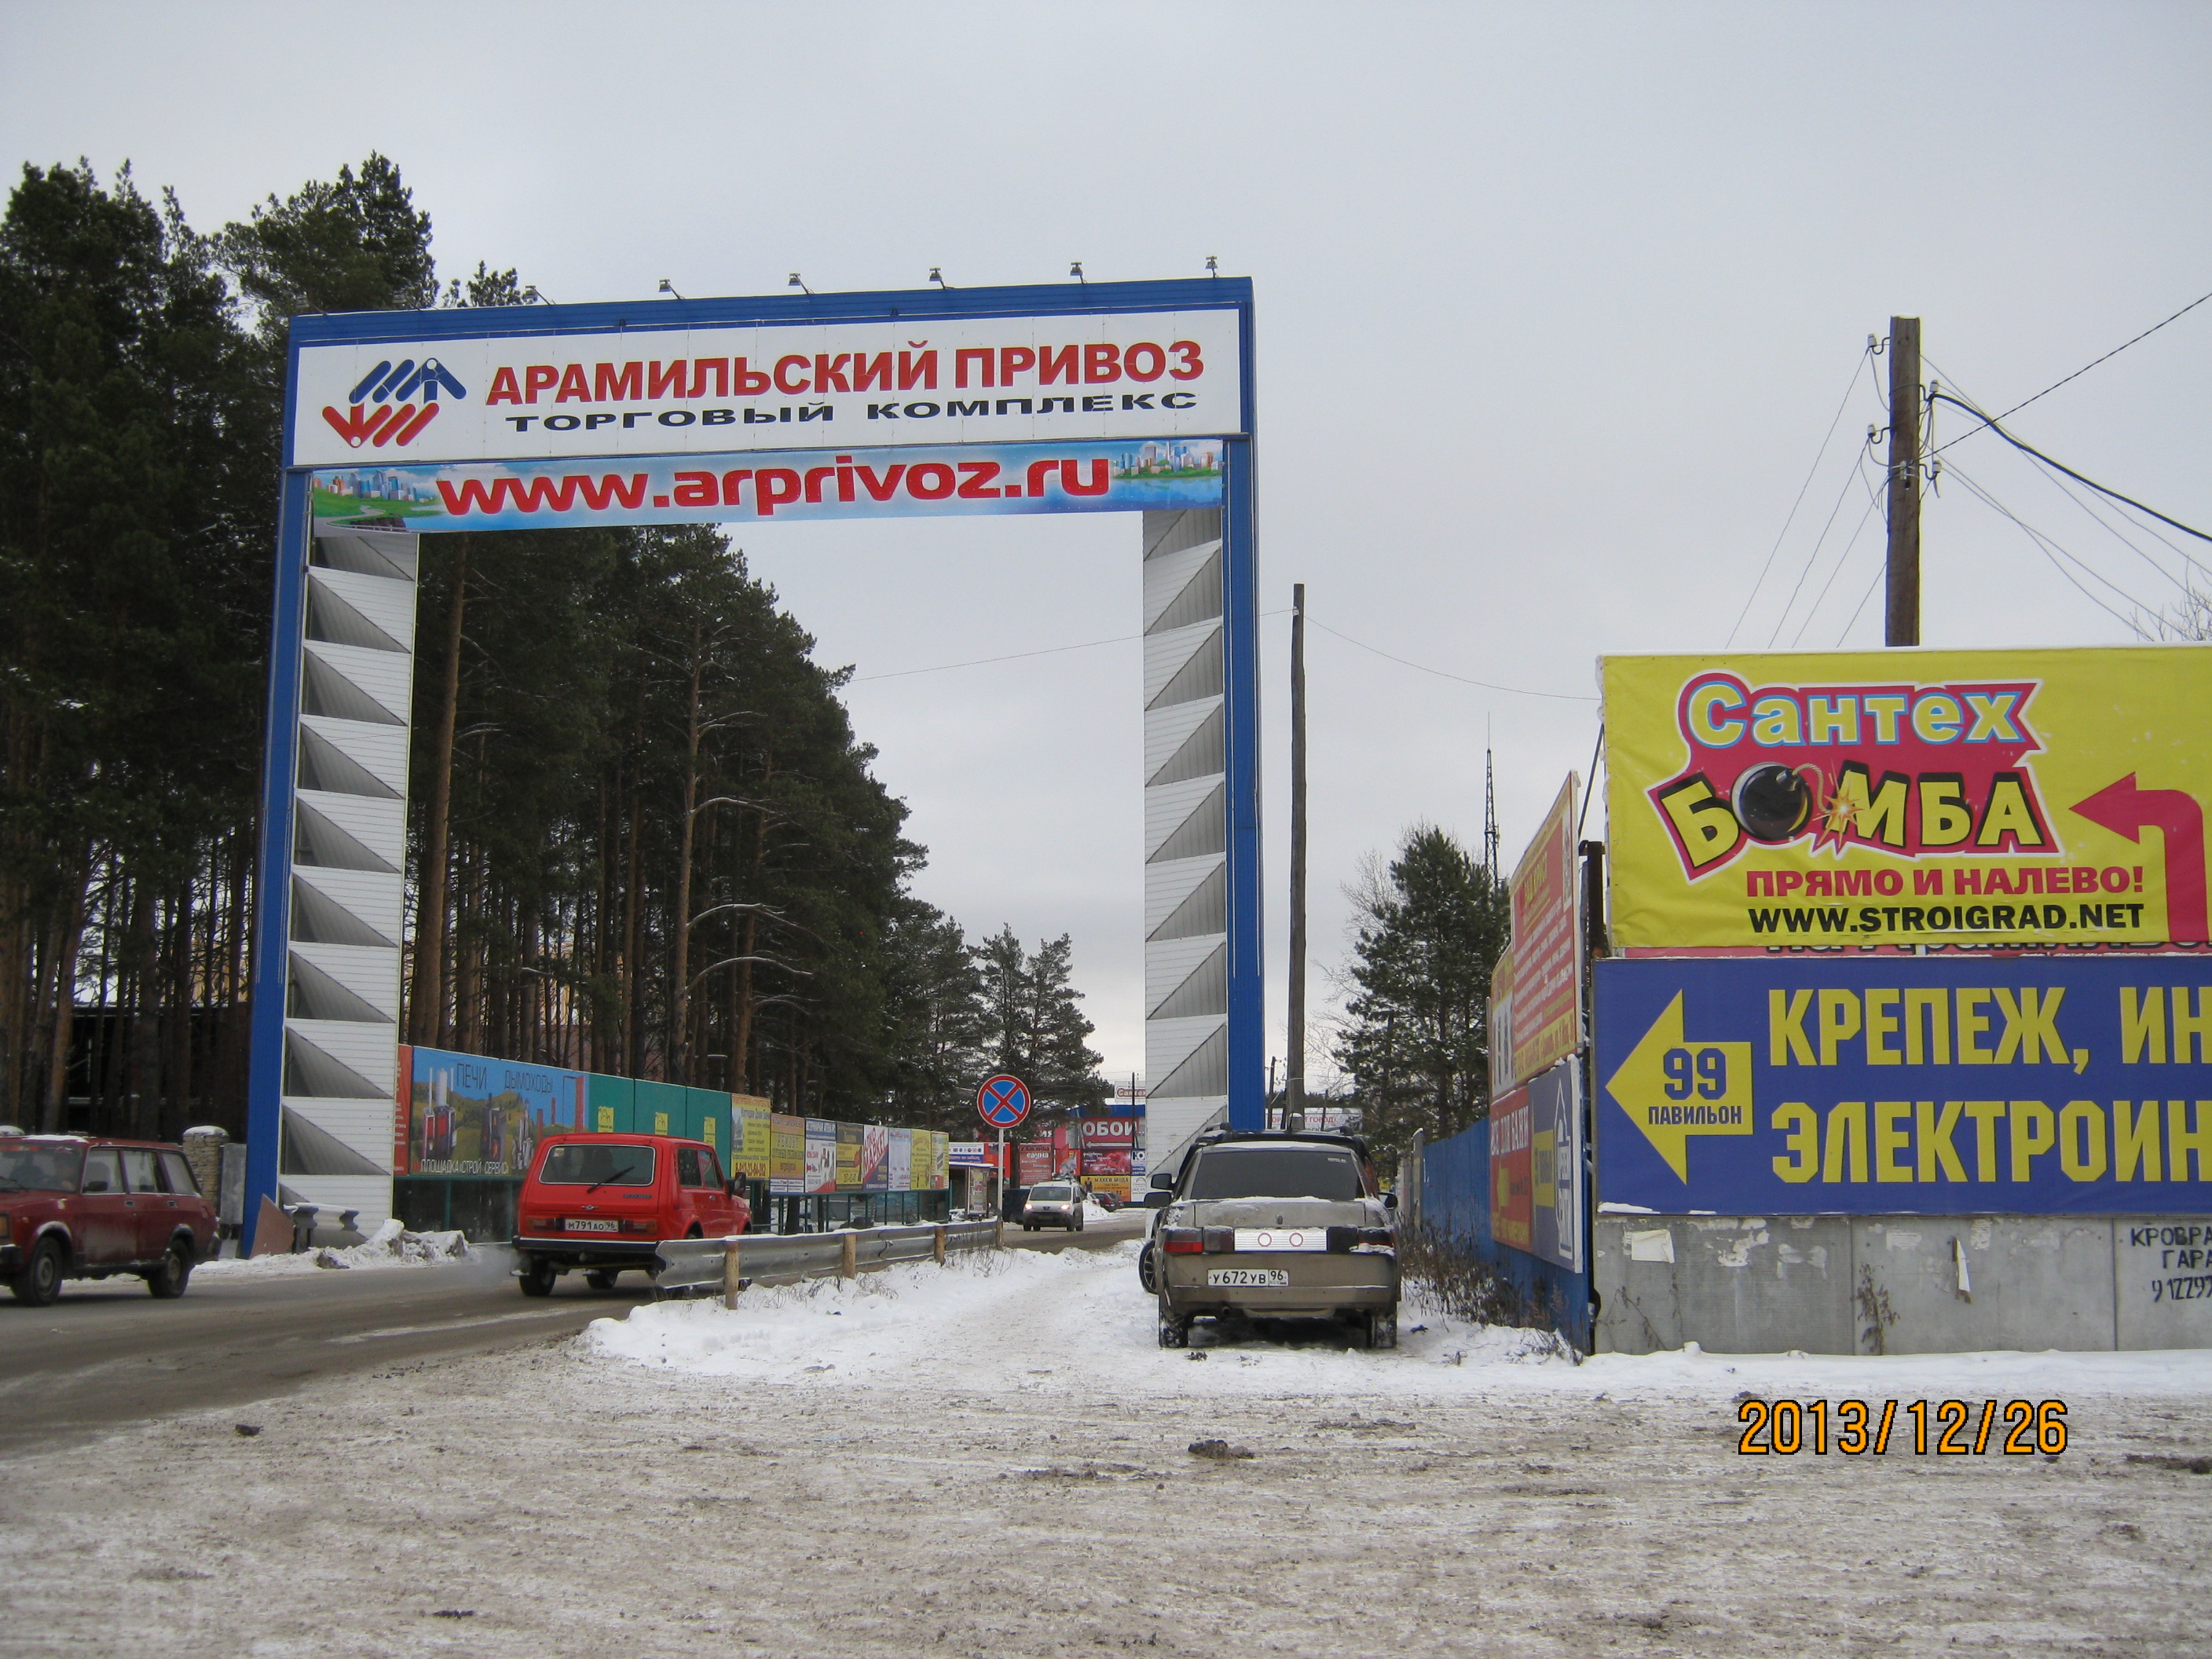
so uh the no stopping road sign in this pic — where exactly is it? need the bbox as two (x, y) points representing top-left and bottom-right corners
(976, 1074), (1031, 1130)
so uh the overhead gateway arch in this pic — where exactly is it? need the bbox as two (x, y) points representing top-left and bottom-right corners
(247, 280), (1263, 1238)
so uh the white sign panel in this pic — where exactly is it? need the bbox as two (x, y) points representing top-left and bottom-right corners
(292, 308), (1244, 467)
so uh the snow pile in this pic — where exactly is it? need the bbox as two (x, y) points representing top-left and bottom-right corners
(585, 1236), (2212, 1402)
(196, 1218), (475, 1278)
(585, 1240), (1571, 1397)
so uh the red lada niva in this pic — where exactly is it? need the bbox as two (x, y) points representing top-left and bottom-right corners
(2, 1135), (220, 1306)
(511, 1132), (749, 1295)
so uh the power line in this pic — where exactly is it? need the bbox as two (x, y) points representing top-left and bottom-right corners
(1789, 482), (1884, 648)
(2025, 452), (2209, 596)
(1309, 621), (1597, 701)
(1946, 463), (2150, 629)
(1931, 390), (2212, 545)
(1927, 350), (2210, 600)
(1726, 342), (1876, 647)
(1837, 558), (1885, 646)
(850, 608), (1293, 682)
(1767, 449), (1875, 647)
(851, 631), (1142, 681)
(1932, 284), (2212, 453)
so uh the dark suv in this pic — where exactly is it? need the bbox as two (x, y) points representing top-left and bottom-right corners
(1, 1135), (220, 1305)
(1144, 1130), (1399, 1349)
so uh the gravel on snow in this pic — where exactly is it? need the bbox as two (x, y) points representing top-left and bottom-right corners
(4, 1240), (2209, 1658)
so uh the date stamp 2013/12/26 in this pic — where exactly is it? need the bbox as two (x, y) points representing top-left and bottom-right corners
(1737, 1398), (2067, 1456)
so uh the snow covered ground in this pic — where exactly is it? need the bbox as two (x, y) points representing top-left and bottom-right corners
(588, 1237), (2212, 1403)
(5, 1236), (2210, 1657)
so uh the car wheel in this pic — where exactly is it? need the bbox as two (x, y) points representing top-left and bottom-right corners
(1369, 1307), (1399, 1350)
(1156, 1291), (1189, 1348)
(584, 1270), (618, 1291)
(145, 1240), (193, 1299)
(10, 1236), (65, 1306)
(518, 1255), (557, 1298)
(1137, 1241), (1156, 1294)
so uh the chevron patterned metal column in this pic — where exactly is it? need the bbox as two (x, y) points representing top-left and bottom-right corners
(266, 525), (420, 1227)
(1142, 509), (1232, 1180)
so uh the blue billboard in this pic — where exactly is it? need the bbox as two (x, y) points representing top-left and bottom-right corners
(1594, 955), (2212, 1215)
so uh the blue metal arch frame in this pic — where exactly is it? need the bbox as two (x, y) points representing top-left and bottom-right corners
(247, 279), (1261, 1245)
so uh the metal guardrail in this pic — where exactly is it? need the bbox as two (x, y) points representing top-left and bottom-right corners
(651, 1219), (1002, 1302)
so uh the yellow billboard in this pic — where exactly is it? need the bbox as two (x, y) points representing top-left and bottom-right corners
(731, 1096), (773, 1181)
(1603, 646), (2212, 950)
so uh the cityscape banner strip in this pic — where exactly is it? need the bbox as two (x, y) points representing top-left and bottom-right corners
(1602, 646), (2212, 950)
(1593, 955), (2212, 1215)
(309, 438), (1222, 533)
(291, 302), (1244, 466)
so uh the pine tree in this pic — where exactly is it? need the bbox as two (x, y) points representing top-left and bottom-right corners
(0, 160), (258, 1129)
(975, 925), (1106, 1110)
(1331, 826), (1511, 1163)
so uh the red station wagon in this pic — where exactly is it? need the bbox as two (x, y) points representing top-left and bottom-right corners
(511, 1132), (749, 1295)
(2, 1135), (220, 1306)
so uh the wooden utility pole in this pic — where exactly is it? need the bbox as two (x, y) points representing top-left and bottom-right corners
(1884, 316), (1922, 646)
(1285, 584), (1308, 1130)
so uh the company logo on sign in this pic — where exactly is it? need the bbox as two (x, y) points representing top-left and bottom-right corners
(321, 357), (470, 450)
(1650, 674), (2053, 877)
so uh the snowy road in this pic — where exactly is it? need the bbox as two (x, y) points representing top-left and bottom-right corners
(5, 1240), (2209, 1657)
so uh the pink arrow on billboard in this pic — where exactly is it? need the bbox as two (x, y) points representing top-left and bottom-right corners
(2071, 774), (2207, 943)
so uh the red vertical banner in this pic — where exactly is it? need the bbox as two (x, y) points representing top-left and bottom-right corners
(392, 1044), (414, 1175)
(1490, 1082), (1533, 1252)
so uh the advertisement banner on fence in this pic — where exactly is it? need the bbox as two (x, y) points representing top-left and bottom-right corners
(1091, 1175), (1131, 1203)
(950, 1141), (991, 1167)
(888, 1128), (913, 1192)
(731, 1097), (773, 1182)
(928, 1131), (950, 1190)
(1488, 947), (1514, 1097)
(1017, 1143), (1055, 1186)
(861, 1124), (891, 1191)
(804, 1120), (838, 1196)
(1529, 1060), (1585, 1273)
(1504, 776), (1582, 1086)
(1082, 1149), (1132, 1177)
(771, 1113), (806, 1193)
(1604, 646), (2212, 950)
(403, 1047), (584, 1178)
(1594, 955), (2212, 1215)
(309, 438), (1225, 534)
(836, 1122), (862, 1191)
(291, 306), (1245, 468)
(1491, 1082), (1533, 1253)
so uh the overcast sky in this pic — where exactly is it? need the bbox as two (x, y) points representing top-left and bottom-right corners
(5, 3), (2207, 1086)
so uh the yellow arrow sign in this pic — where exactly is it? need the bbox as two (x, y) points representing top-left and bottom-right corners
(1603, 992), (1754, 1181)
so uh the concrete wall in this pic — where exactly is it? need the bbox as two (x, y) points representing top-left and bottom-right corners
(1593, 1213), (2212, 1354)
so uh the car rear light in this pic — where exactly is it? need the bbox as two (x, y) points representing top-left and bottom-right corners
(1202, 1227), (1235, 1254)
(1161, 1228), (1203, 1254)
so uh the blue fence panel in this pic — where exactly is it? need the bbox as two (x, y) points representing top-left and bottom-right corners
(1419, 1119), (1592, 1350)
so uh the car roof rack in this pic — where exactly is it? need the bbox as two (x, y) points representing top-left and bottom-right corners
(1192, 1126), (1372, 1162)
